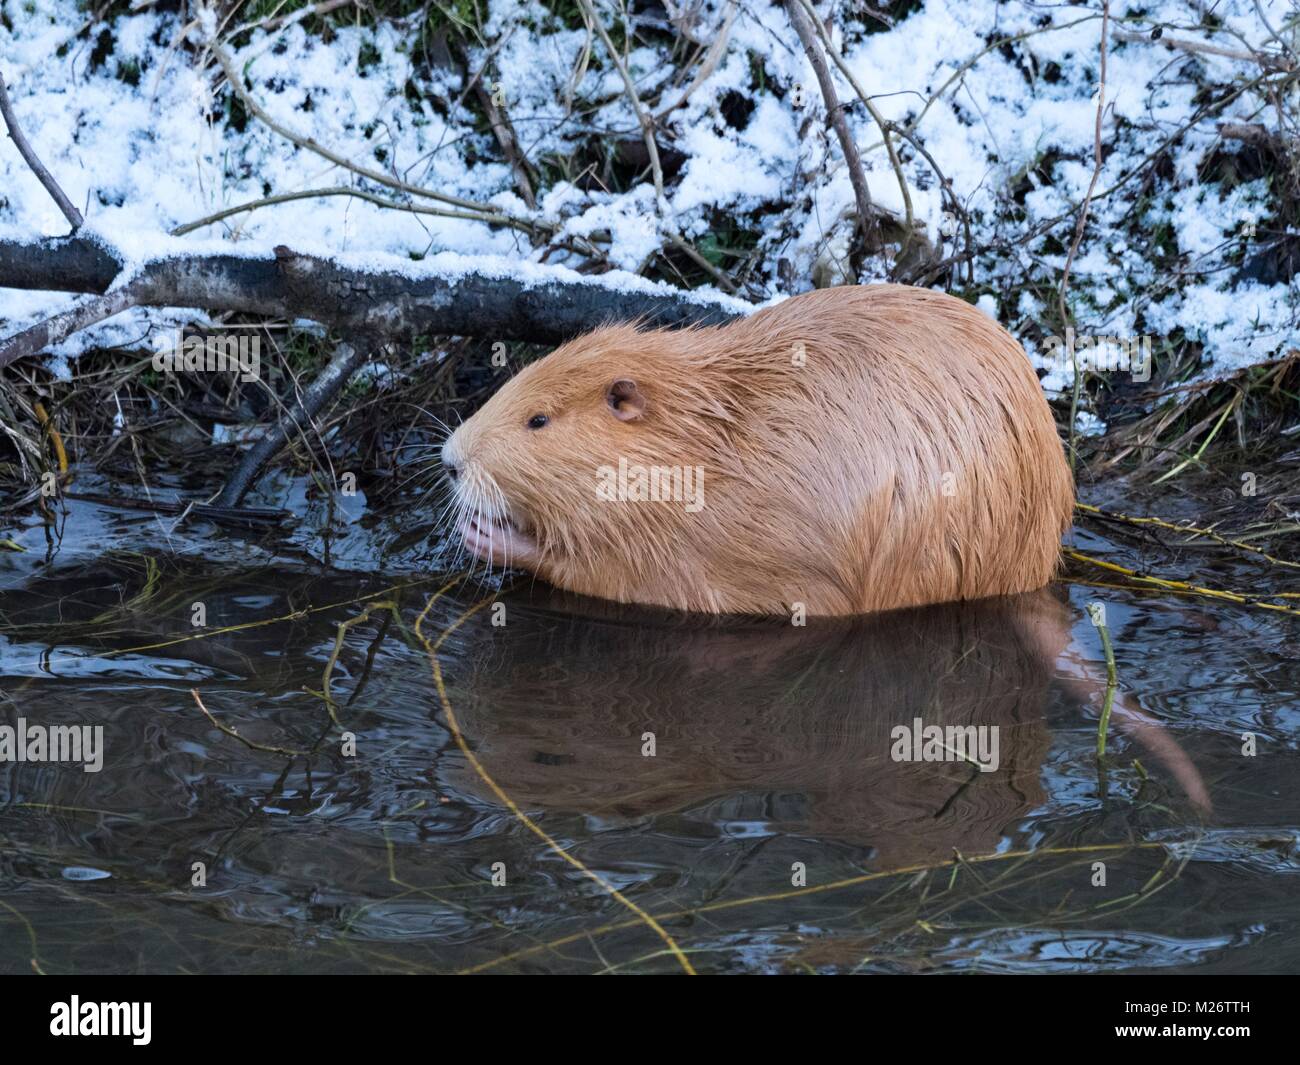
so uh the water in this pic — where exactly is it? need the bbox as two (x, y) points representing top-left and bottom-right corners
(1, 489), (1298, 974)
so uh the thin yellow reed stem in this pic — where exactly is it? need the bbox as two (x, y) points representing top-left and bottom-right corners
(1066, 549), (1300, 617)
(1075, 501), (1300, 570)
(415, 590), (698, 975)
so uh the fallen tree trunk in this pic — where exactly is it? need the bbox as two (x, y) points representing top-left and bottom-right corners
(0, 235), (118, 293)
(0, 234), (747, 507)
(0, 236), (744, 370)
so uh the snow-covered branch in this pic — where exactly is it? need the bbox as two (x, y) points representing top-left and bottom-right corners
(0, 236), (745, 371)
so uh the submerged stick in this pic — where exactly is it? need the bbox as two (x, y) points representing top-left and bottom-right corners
(214, 335), (370, 508)
(191, 689), (306, 758)
(1074, 501), (1300, 570)
(1066, 548), (1300, 617)
(463, 839), (1178, 974)
(416, 588), (699, 976)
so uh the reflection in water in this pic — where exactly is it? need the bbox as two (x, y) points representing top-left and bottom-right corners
(444, 587), (1064, 867)
(1, 540), (1298, 973)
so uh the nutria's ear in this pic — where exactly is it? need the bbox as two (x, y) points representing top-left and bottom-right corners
(607, 378), (645, 421)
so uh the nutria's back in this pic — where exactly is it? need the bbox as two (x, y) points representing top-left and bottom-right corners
(443, 284), (1074, 616)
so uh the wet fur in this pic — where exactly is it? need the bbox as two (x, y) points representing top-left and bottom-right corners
(444, 284), (1075, 615)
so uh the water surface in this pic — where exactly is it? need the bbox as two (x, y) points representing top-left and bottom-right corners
(1, 489), (1297, 974)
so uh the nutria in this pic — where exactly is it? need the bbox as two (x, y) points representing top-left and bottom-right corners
(442, 284), (1074, 615)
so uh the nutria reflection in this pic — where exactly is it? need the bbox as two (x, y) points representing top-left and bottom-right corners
(440, 586), (1205, 867)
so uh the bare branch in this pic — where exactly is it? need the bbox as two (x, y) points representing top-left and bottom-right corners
(0, 70), (84, 232)
(1061, 1), (1112, 470)
(0, 236), (744, 358)
(1217, 121), (1274, 145)
(784, 0), (879, 249)
(793, 0), (914, 245)
(654, 1), (738, 120)
(215, 334), (371, 507)
(232, 0), (357, 37)
(0, 284), (141, 371)
(467, 60), (537, 210)
(209, 44), (543, 238)
(1112, 26), (1294, 71)
(577, 0), (668, 216)
(170, 185), (521, 237)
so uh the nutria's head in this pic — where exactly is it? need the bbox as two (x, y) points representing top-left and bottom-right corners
(441, 322), (742, 597)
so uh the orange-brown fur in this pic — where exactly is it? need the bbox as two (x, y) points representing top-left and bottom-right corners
(443, 284), (1075, 615)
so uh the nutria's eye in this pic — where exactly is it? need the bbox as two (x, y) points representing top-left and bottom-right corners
(527, 413), (549, 430)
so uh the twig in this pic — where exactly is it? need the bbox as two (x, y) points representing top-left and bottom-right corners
(1087, 603), (1119, 759)
(170, 185), (518, 236)
(1074, 501), (1300, 569)
(468, 63), (537, 210)
(577, 0), (668, 218)
(1150, 394), (1238, 484)
(209, 44), (542, 239)
(1216, 121), (1275, 145)
(793, 0), (912, 248)
(897, 67), (1280, 287)
(1251, 0), (1294, 60)
(885, 121), (972, 284)
(665, 231), (738, 293)
(654, 1), (738, 120)
(784, 0), (878, 248)
(1112, 26), (1294, 72)
(32, 401), (68, 477)
(320, 601), (398, 724)
(0, 70), (84, 231)
(416, 590), (699, 976)
(868, 13), (1104, 156)
(191, 688), (306, 758)
(231, 0), (357, 36)
(463, 840), (1174, 973)
(215, 332), (372, 507)
(1061, 1), (1111, 471)
(1065, 548), (1300, 618)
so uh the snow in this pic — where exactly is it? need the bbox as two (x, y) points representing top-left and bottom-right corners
(1, 0), (1297, 409)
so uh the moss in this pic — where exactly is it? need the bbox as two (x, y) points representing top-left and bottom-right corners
(116, 55), (140, 88)
(357, 37), (383, 75)
(226, 90), (249, 134)
(88, 26), (114, 71)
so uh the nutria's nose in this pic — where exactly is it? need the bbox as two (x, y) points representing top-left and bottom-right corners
(441, 438), (464, 481)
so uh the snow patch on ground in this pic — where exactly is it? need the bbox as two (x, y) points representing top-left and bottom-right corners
(0, 0), (1296, 406)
